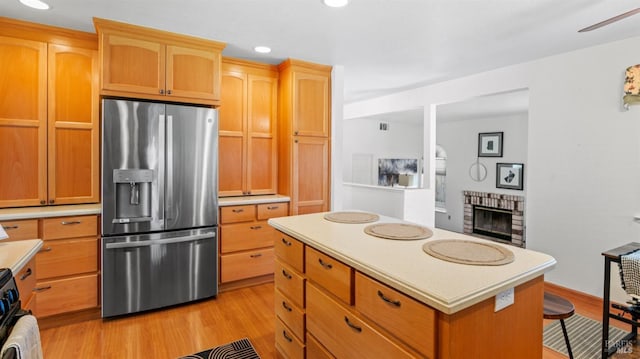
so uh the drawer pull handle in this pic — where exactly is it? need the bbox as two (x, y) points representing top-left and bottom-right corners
(282, 301), (293, 312)
(281, 238), (292, 247)
(250, 226), (262, 230)
(3, 225), (18, 230)
(282, 269), (292, 280)
(33, 285), (52, 292)
(267, 206), (279, 210)
(377, 290), (401, 307)
(318, 258), (333, 269)
(20, 268), (32, 281)
(61, 221), (81, 225)
(40, 247), (52, 253)
(344, 316), (362, 332)
(282, 330), (293, 343)
(232, 209), (244, 213)
(250, 253), (263, 258)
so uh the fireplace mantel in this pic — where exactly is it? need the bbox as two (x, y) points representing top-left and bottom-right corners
(463, 191), (525, 247)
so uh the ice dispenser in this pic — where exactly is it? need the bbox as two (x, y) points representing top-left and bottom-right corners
(113, 169), (153, 223)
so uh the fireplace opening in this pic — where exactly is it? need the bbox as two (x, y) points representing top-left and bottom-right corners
(473, 206), (512, 242)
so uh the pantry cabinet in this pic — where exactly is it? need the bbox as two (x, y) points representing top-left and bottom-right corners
(278, 59), (332, 215)
(0, 19), (99, 208)
(219, 58), (278, 196)
(94, 18), (225, 105)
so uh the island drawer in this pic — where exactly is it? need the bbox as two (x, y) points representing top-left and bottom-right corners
(306, 333), (335, 359)
(36, 237), (98, 280)
(305, 247), (352, 305)
(220, 205), (255, 224)
(306, 283), (414, 359)
(274, 232), (304, 273)
(275, 288), (305, 341)
(0, 219), (38, 241)
(257, 203), (288, 220)
(275, 259), (305, 308)
(35, 273), (98, 317)
(276, 318), (305, 359)
(42, 215), (97, 240)
(355, 272), (436, 358)
(15, 258), (36, 309)
(220, 221), (277, 253)
(220, 248), (274, 283)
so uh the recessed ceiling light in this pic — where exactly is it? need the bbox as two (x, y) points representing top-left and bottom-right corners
(19, 0), (50, 10)
(323, 0), (349, 7)
(254, 46), (271, 54)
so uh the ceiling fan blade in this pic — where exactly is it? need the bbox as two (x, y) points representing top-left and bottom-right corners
(578, 7), (640, 32)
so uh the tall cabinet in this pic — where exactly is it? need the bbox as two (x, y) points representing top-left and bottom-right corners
(0, 19), (99, 208)
(278, 59), (332, 215)
(219, 58), (278, 196)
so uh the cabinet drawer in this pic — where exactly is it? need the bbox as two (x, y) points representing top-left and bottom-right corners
(15, 258), (36, 305)
(274, 232), (304, 273)
(275, 259), (305, 308)
(355, 272), (436, 358)
(42, 215), (97, 240)
(220, 205), (256, 224)
(275, 288), (305, 341)
(276, 318), (305, 359)
(0, 219), (38, 241)
(35, 273), (98, 317)
(306, 333), (335, 359)
(306, 247), (352, 305)
(220, 221), (278, 253)
(306, 283), (414, 359)
(36, 237), (98, 280)
(257, 203), (288, 220)
(220, 247), (274, 283)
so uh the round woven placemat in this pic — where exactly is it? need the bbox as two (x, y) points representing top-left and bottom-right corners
(363, 223), (433, 240)
(324, 211), (380, 224)
(422, 239), (514, 266)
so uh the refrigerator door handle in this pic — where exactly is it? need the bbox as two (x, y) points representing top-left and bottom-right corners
(105, 232), (215, 249)
(165, 114), (174, 223)
(158, 113), (166, 223)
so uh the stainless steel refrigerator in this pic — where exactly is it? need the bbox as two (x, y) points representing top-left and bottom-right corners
(100, 99), (218, 318)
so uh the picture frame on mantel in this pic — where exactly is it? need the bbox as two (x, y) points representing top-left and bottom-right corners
(478, 132), (503, 157)
(496, 163), (524, 190)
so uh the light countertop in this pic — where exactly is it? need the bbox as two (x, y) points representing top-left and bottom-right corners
(268, 212), (556, 314)
(219, 195), (290, 206)
(0, 204), (101, 221)
(0, 239), (42, 273)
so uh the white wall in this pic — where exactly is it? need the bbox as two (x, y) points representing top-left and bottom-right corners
(341, 35), (640, 301)
(435, 112), (528, 233)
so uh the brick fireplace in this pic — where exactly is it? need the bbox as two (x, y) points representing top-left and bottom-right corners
(463, 191), (525, 247)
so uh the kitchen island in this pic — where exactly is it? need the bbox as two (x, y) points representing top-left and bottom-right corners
(269, 212), (556, 359)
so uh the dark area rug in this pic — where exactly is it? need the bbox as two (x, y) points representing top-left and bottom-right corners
(178, 338), (260, 359)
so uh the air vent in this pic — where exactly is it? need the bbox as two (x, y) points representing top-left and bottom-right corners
(379, 122), (389, 131)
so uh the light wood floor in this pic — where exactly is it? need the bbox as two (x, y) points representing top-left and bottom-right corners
(39, 281), (640, 358)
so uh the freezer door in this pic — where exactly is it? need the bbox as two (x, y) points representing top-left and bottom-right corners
(102, 99), (166, 235)
(165, 105), (218, 230)
(101, 227), (218, 317)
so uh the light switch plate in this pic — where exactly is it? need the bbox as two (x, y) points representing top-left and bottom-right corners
(494, 287), (515, 312)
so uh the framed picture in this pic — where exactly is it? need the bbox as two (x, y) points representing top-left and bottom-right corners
(496, 163), (524, 190)
(478, 132), (503, 157)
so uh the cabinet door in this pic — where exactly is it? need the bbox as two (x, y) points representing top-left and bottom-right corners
(247, 74), (278, 195)
(219, 71), (247, 196)
(292, 136), (329, 215)
(166, 44), (221, 101)
(47, 44), (100, 205)
(100, 32), (165, 96)
(293, 72), (329, 137)
(0, 36), (47, 208)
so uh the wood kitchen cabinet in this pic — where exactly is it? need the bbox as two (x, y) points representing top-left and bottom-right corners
(94, 17), (225, 106)
(219, 58), (278, 196)
(0, 19), (100, 208)
(278, 59), (332, 215)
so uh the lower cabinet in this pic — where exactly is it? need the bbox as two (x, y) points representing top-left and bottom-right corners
(35, 273), (98, 317)
(14, 257), (37, 313)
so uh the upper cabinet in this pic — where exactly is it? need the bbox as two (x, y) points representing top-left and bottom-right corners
(94, 18), (226, 106)
(0, 19), (100, 208)
(292, 71), (330, 137)
(219, 58), (278, 197)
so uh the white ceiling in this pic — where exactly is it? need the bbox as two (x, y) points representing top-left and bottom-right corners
(3, 0), (640, 103)
(436, 89), (529, 122)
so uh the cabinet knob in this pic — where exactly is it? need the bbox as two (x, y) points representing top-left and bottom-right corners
(294, 131), (299, 135)
(294, 139), (299, 144)
(167, 89), (172, 95)
(40, 200), (46, 205)
(159, 89), (165, 95)
(49, 199), (55, 204)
